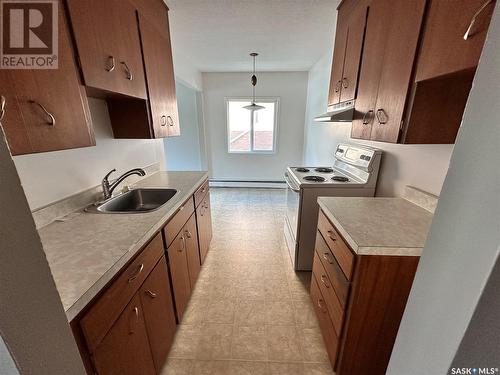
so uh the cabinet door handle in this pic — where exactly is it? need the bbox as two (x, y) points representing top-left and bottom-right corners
(129, 306), (139, 334)
(327, 230), (336, 242)
(179, 236), (186, 252)
(342, 77), (349, 88)
(362, 110), (373, 125)
(334, 80), (341, 93)
(323, 252), (334, 265)
(376, 108), (388, 125)
(146, 290), (157, 298)
(0, 95), (5, 121)
(128, 263), (144, 283)
(167, 115), (174, 127)
(320, 274), (331, 288)
(105, 55), (115, 72)
(160, 115), (167, 126)
(317, 299), (327, 313)
(184, 230), (192, 239)
(464, 0), (493, 40)
(29, 100), (55, 126)
(120, 61), (133, 80)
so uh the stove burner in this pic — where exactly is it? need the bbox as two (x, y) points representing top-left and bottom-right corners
(295, 167), (310, 173)
(332, 176), (349, 182)
(315, 167), (334, 173)
(304, 175), (326, 182)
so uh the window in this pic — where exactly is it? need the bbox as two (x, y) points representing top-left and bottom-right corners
(226, 98), (279, 153)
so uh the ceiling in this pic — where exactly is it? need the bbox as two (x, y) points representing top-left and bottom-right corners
(166, 0), (338, 72)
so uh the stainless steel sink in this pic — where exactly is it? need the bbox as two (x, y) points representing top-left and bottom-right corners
(95, 188), (177, 213)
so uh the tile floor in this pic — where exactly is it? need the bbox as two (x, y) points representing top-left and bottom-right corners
(162, 188), (334, 375)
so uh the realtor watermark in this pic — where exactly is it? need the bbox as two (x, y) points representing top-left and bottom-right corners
(450, 368), (499, 374)
(0, 0), (58, 69)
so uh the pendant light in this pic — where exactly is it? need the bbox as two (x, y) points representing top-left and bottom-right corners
(243, 53), (264, 111)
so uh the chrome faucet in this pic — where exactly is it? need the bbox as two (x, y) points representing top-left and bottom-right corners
(101, 168), (146, 200)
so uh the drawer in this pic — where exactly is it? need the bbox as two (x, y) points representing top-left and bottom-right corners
(81, 232), (164, 353)
(310, 275), (339, 368)
(318, 210), (355, 280)
(312, 252), (345, 335)
(315, 231), (350, 308)
(194, 179), (209, 208)
(164, 197), (195, 248)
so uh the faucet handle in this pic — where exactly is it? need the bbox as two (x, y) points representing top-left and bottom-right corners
(103, 168), (116, 182)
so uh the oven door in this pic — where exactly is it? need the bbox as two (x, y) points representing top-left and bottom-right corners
(285, 173), (300, 240)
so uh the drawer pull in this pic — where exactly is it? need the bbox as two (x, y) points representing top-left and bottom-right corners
(323, 252), (334, 265)
(185, 230), (192, 239)
(179, 205), (184, 211)
(146, 290), (157, 298)
(317, 298), (327, 313)
(0, 95), (5, 121)
(321, 274), (331, 288)
(129, 307), (139, 334)
(327, 230), (337, 241)
(128, 263), (144, 283)
(464, 0), (493, 40)
(29, 100), (56, 126)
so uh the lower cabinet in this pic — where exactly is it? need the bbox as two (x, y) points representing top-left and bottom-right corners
(312, 209), (419, 374)
(196, 191), (213, 264)
(139, 257), (177, 373)
(167, 229), (192, 322)
(93, 294), (156, 375)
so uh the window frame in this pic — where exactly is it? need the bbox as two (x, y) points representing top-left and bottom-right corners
(225, 96), (280, 154)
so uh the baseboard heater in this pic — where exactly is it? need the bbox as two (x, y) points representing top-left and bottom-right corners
(209, 179), (286, 188)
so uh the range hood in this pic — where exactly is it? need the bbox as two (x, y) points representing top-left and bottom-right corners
(314, 100), (355, 122)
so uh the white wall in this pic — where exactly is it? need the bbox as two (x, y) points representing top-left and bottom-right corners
(202, 72), (308, 181)
(303, 52), (454, 197)
(387, 5), (500, 373)
(164, 81), (203, 171)
(13, 98), (166, 210)
(0, 126), (86, 375)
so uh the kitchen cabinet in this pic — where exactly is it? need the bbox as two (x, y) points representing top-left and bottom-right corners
(107, 2), (180, 139)
(0, 0), (94, 155)
(327, 1), (367, 106)
(311, 209), (419, 374)
(167, 229), (192, 322)
(348, 0), (494, 144)
(92, 294), (156, 375)
(66, 0), (147, 99)
(139, 257), (177, 373)
(351, 0), (426, 143)
(415, 0), (495, 82)
(184, 214), (201, 287)
(196, 191), (213, 265)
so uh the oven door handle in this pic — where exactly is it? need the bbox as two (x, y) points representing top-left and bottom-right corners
(284, 173), (300, 192)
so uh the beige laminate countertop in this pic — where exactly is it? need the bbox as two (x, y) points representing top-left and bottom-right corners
(317, 196), (434, 257)
(39, 171), (208, 321)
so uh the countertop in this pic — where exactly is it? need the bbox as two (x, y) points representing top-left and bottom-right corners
(39, 171), (208, 321)
(317, 196), (434, 256)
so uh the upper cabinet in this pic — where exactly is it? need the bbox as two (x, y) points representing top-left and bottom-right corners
(0, 0), (94, 155)
(328, 2), (368, 106)
(415, 0), (495, 82)
(66, 0), (147, 99)
(341, 0), (495, 144)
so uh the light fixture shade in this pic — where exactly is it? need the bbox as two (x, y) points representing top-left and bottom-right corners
(243, 102), (265, 111)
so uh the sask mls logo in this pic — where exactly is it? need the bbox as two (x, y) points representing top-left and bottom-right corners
(0, 0), (58, 69)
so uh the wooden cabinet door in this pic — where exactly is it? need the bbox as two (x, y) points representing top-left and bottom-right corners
(328, 7), (348, 106)
(339, 4), (368, 103)
(184, 214), (201, 287)
(138, 12), (179, 138)
(92, 294), (155, 375)
(369, 0), (426, 143)
(351, 0), (391, 140)
(197, 192), (213, 265)
(0, 0), (94, 155)
(167, 231), (191, 321)
(415, 0), (495, 82)
(66, 0), (147, 99)
(139, 257), (177, 373)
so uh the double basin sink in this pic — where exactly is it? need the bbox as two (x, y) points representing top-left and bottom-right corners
(95, 188), (177, 213)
